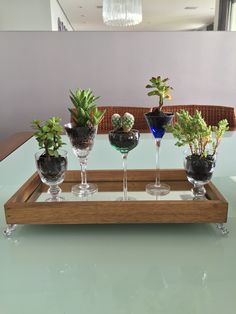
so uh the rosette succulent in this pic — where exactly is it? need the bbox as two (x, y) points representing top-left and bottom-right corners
(69, 88), (106, 127)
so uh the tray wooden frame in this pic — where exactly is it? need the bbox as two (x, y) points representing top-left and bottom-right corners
(4, 169), (228, 225)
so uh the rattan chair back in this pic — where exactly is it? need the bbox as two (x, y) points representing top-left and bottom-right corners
(162, 104), (236, 130)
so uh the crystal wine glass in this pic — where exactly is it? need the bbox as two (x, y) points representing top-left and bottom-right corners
(64, 123), (97, 196)
(184, 150), (216, 200)
(144, 112), (173, 196)
(35, 149), (67, 202)
(109, 129), (140, 201)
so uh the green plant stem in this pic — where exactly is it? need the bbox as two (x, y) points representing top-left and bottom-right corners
(189, 144), (193, 155)
(159, 97), (163, 110)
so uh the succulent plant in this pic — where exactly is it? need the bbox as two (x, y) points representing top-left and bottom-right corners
(32, 117), (65, 157)
(122, 113), (135, 132)
(111, 113), (122, 128)
(69, 88), (106, 127)
(166, 110), (229, 157)
(146, 76), (173, 111)
(111, 112), (135, 132)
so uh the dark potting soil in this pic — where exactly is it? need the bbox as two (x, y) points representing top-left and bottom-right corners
(65, 126), (96, 150)
(144, 110), (174, 139)
(37, 154), (67, 181)
(151, 107), (169, 117)
(185, 154), (216, 181)
(109, 129), (139, 154)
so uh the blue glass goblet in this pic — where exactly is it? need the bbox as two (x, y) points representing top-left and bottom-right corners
(144, 112), (173, 196)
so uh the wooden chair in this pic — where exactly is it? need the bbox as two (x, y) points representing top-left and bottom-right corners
(97, 106), (152, 133)
(162, 104), (236, 130)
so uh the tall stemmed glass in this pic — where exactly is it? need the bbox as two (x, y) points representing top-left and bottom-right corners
(65, 123), (97, 196)
(144, 112), (173, 196)
(109, 129), (140, 201)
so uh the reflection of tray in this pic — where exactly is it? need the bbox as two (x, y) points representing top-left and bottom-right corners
(4, 170), (228, 224)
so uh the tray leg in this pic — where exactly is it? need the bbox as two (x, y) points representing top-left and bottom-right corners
(216, 223), (229, 235)
(3, 224), (17, 237)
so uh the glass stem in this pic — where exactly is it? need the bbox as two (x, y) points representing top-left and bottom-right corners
(80, 158), (88, 187)
(49, 184), (61, 200)
(192, 182), (206, 200)
(122, 153), (128, 201)
(155, 139), (161, 187)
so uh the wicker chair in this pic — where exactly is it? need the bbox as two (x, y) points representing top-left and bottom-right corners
(162, 105), (236, 130)
(97, 106), (152, 133)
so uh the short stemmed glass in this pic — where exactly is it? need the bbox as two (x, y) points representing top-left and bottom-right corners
(184, 150), (216, 200)
(144, 112), (173, 196)
(35, 149), (67, 202)
(109, 130), (140, 201)
(64, 123), (97, 196)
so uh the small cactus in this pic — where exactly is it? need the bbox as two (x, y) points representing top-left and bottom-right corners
(122, 113), (135, 132)
(111, 113), (122, 128)
(111, 112), (135, 132)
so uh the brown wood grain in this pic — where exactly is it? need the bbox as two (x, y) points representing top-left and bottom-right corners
(5, 200), (227, 224)
(0, 132), (33, 161)
(4, 169), (228, 225)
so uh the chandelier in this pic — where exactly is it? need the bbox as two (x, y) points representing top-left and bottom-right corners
(103, 0), (142, 27)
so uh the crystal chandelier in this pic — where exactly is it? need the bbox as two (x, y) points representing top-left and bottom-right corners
(103, 0), (142, 27)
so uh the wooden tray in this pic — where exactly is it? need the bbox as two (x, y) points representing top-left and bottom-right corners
(4, 169), (228, 225)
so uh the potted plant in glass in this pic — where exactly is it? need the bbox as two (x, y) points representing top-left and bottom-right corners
(109, 112), (140, 201)
(64, 88), (106, 196)
(32, 117), (67, 201)
(166, 110), (229, 199)
(144, 75), (174, 196)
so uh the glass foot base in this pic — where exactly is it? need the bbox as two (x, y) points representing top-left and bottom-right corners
(45, 196), (65, 202)
(116, 196), (136, 201)
(146, 183), (170, 196)
(72, 183), (98, 197)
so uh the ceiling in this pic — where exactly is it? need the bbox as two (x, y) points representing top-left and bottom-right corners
(59, 0), (216, 31)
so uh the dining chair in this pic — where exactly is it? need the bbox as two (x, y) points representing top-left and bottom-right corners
(162, 104), (236, 130)
(97, 106), (152, 133)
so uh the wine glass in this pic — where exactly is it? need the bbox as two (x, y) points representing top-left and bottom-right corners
(144, 112), (173, 196)
(64, 123), (97, 196)
(109, 129), (140, 201)
(35, 149), (67, 202)
(184, 150), (216, 200)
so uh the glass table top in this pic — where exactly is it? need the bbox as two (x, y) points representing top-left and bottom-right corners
(1, 132), (236, 314)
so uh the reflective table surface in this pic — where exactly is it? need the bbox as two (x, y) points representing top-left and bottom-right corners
(1, 133), (236, 314)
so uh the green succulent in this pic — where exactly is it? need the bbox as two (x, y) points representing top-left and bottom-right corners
(166, 110), (229, 157)
(32, 117), (65, 157)
(122, 113), (135, 132)
(111, 112), (135, 132)
(68, 88), (106, 127)
(111, 114), (122, 128)
(146, 76), (173, 111)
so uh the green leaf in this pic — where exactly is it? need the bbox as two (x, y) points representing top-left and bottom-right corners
(147, 91), (158, 96)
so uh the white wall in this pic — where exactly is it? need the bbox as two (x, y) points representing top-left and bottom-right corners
(0, 32), (236, 139)
(0, 0), (51, 30)
(50, 0), (73, 31)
